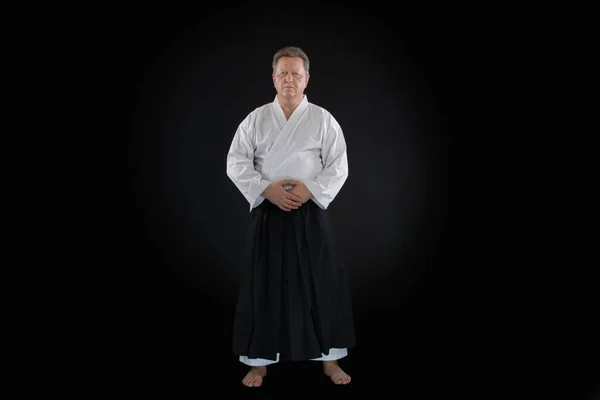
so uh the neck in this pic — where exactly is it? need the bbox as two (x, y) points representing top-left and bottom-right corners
(277, 95), (303, 119)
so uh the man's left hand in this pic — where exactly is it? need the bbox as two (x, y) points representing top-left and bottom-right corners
(288, 180), (312, 204)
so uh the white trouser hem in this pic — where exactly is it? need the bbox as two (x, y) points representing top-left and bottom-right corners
(239, 348), (348, 366)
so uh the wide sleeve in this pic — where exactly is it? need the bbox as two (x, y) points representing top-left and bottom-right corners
(226, 114), (272, 209)
(299, 114), (349, 210)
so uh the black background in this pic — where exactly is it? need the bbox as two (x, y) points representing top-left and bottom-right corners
(57, 2), (599, 399)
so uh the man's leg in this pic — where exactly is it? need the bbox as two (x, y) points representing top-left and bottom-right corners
(322, 360), (351, 385)
(311, 348), (352, 385)
(241, 366), (267, 387)
(239, 354), (279, 387)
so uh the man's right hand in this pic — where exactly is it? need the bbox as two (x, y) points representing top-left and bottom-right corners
(262, 179), (303, 211)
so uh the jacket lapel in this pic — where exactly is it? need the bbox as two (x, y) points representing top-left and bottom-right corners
(262, 95), (309, 175)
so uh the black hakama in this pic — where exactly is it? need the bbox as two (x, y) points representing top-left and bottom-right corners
(232, 198), (356, 362)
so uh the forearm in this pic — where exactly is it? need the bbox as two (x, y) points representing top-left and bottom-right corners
(299, 151), (348, 209)
(227, 159), (271, 205)
(226, 123), (271, 206)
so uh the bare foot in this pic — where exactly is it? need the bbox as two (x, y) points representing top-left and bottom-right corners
(242, 366), (267, 387)
(323, 360), (351, 385)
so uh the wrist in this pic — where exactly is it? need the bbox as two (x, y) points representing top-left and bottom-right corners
(261, 185), (272, 197)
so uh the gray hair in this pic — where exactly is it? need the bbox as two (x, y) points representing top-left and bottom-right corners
(272, 46), (310, 76)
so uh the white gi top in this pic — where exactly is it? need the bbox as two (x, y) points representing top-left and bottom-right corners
(226, 95), (349, 212)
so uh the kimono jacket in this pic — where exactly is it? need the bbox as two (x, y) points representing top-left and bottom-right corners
(227, 95), (349, 212)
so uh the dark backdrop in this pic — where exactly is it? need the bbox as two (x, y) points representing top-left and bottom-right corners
(61, 4), (600, 398)
(84, 3), (463, 397)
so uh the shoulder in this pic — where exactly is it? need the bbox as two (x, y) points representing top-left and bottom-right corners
(307, 101), (341, 129)
(253, 101), (273, 115)
(246, 102), (271, 118)
(307, 101), (329, 116)
(240, 102), (272, 127)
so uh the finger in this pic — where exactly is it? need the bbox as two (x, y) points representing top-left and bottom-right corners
(287, 193), (303, 202)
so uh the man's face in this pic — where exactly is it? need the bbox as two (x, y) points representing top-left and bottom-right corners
(272, 56), (309, 100)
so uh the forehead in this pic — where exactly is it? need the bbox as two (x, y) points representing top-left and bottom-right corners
(275, 56), (305, 71)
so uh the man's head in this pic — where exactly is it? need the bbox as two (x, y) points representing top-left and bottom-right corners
(272, 46), (310, 102)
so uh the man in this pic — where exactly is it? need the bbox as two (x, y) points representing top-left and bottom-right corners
(226, 46), (356, 387)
